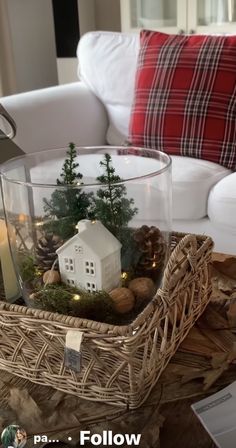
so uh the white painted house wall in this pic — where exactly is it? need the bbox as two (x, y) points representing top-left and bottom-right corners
(57, 220), (121, 292)
(102, 252), (121, 291)
(58, 241), (102, 292)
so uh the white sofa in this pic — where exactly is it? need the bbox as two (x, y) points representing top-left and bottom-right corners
(1, 31), (236, 254)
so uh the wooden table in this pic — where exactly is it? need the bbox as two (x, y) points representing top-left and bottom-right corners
(0, 253), (235, 448)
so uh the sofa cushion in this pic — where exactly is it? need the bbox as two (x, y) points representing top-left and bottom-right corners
(22, 153), (229, 222)
(171, 156), (230, 219)
(208, 172), (236, 232)
(78, 31), (139, 145)
(129, 30), (236, 170)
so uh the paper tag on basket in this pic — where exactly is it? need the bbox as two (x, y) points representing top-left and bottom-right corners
(64, 330), (83, 372)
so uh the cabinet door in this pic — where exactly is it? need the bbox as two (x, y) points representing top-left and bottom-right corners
(120, 0), (187, 34)
(188, 0), (236, 34)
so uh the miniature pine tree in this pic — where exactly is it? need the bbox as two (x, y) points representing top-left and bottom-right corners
(93, 153), (138, 241)
(57, 142), (82, 185)
(43, 143), (93, 239)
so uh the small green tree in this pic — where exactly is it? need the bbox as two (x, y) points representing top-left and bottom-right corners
(93, 153), (138, 241)
(43, 143), (93, 239)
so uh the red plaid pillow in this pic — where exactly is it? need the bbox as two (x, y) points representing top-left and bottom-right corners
(129, 30), (236, 170)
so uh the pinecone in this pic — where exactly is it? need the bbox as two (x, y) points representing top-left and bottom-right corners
(36, 233), (63, 273)
(133, 225), (167, 280)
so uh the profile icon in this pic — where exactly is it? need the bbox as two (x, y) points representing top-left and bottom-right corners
(1, 425), (27, 448)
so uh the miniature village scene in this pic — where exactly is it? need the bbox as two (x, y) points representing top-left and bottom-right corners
(19, 144), (167, 324)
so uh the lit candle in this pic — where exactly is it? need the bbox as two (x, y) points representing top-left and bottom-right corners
(0, 219), (20, 301)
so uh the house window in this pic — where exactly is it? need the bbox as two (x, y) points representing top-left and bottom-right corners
(64, 257), (74, 272)
(84, 261), (95, 276)
(86, 282), (96, 292)
(67, 279), (75, 285)
(75, 245), (83, 254)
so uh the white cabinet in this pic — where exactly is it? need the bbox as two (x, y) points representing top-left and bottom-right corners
(121, 0), (236, 34)
(189, 0), (236, 34)
(120, 0), (187, 34)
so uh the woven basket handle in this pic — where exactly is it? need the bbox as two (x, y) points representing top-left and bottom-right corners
(161, 233), (198, 294)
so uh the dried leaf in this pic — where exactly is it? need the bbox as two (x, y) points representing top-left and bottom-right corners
(204, 345), (236, 390)
(8, 387), (43, 432)
(197, 326), (235, 352)
(212, 258), (236, 300)
(213, 258), (236, 280)
(211, 352), (228, 369)
(181, 369), (208, 384)
(198, 305), (229, 330)
(180, 326), (218, 357)
(0, 416), (6, 432)
(47, 408), (80, 429)
(227, 302), (236, 328)
(136, 408), (164, 448)
(203, 365), (227, 390)
(211, 280), (231, 303)
(227, 341), (236, 362)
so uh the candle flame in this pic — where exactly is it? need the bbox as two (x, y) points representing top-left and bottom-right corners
(19, 213), (27, 223)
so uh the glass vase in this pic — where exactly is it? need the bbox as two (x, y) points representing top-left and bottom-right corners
(0, 146), (172, 323)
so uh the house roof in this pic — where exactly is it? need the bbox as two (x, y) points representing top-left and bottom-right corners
(56, 220), (122, 259)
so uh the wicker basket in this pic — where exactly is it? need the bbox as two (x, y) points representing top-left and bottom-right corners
(0, 232), (213, 409)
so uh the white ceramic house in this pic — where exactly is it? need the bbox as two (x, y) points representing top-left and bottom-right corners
(56, 220), (122, 292)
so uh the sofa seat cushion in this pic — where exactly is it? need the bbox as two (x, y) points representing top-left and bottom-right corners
(78, 31), (139, 145)
(208, 172), (236, 232)
(172, 156), (230, 219)
(24, 154), (229, 223)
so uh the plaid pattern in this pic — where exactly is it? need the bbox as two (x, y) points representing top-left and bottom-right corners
(129, 30), (236, 170)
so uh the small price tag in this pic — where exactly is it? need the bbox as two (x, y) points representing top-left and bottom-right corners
(64, 330), (83, 372)
(64, 347), (82, 372)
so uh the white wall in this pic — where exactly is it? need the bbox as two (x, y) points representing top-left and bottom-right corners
(57, 58), (79, 85)
(0, 0), (121, 93)
(58, 0), (121, 86)
(0, 0), (17, 95)
(78, 0), (96, 36)
(94, 0), (121, 32)
(78, 0), (121, 36)
(0, 0), (58, 95)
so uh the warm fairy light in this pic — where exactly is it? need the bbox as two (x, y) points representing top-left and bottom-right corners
(75, 223), (82, 231)
(152, 262), (157, 268)
(35, 221), (44, 227)
(18, 213), (27, 223)
(121, 272), (128, 280)
(72, 294), (81, 301)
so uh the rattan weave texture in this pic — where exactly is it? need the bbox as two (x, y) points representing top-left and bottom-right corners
(0, 232), (213, 408)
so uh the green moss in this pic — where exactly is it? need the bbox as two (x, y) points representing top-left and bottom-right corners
(18, 252), (37, 282)
(32, 284), (116, 322)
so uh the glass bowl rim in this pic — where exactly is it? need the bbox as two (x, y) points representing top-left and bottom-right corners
(0, 145), (172, 189)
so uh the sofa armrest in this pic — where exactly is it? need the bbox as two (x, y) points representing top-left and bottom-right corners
(0, 82), (108, 154)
